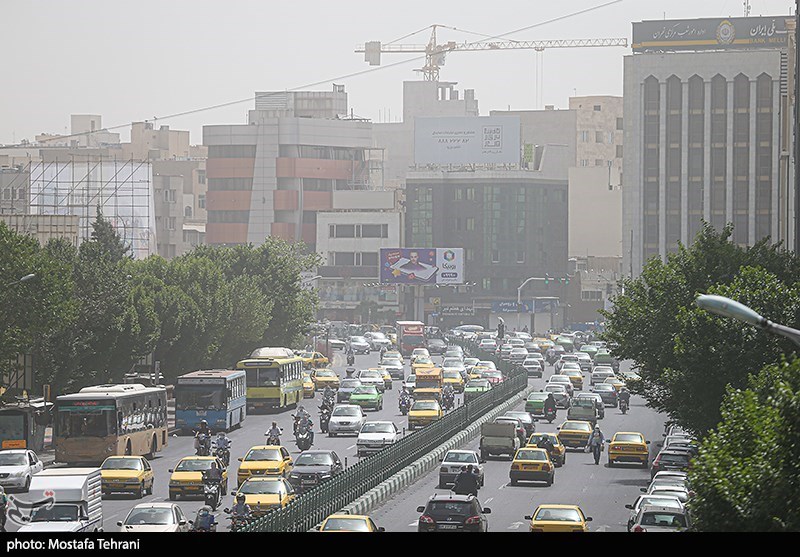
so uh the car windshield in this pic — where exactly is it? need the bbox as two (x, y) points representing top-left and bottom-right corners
(427, 501), (474, 517)
(382, 359), (402, 366)
(506, 412), (531, 422)
(353, 386), (378, 395)
(315, 371), (335, 377)
(550, 376), (569, 383)
(524, 359), (541, 365)
(516, 449), (547, 461)
(245, 449), (281, 461)
(175, 459), (213, 471)
(615, 433), (644, 443)
(361, 423), (394, 434)
(484, 371), (502, 378)
(637, 496), (683, 510)
(405, 376), (416, 383)
(412, 401), (439, 411)
(295, 453), (335, 466)
(640, 512), (687, 528)
(529, 434), (558, 445)
(322, 518), (371, 531)
(340, 380), (362, 388)
(477, 362), (496, 369)
(443, 371), (461, 379)
(534, 508), (582, 522)
(563, 422), (592, 431)
(414, 357), (433, 365)
(545, 385), (566, 393)
(239, 480), (285, 495)
(659, 453), (690, 465)
(124, 508), (174, 525)
(351, 337), (367, 343)
(31, 504), (80, 522)
(359, 371), (381, 379)
(594, 384), (614, 391)
(443, 452), (478, 464)
(0, 454), (27, 466)
(467, 380), (490, 388)
(102, 457), (143, 471)
(571, 398), (595, 408)
(442, 358), (462, 367)
(332, 407), (361, 417)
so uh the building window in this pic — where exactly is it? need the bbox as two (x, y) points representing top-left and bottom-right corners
(198, 194), (206, 209)
(595, 131), (604, 143)
(466, 217), (475, 231)
(333, 252), (355, 266)
(581, 290), (603, 301)
(164, 189), (175, 202)
(607, 131), (614, 144)
(595, 159), (605, 167)
(184, 206), (192, 218)
(167, 244), (176, 259)
(207, 145), (257, 158)
(491, 249), (500, 263)
(207, 177), (254, 191)
(333, 224), (355, 238)
(197, 170), (206, 184)
(580, 159), (590, 167)
(466, 187), (476, 201)
(167, 217), (176, 231)
(361, 252), (378, 266)
(454, 188), (463, 201)
(516, 250), (525, 263)
(616, 117), (623, 130)
(207, 210), (249, 223)
(593, 105), (602, 111)
(579, 130), (590, 142)
(466, 248), (475, 261)
(616, 145), (623, 158)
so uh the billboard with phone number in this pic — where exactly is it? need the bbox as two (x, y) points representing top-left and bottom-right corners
(380, 248), (464, 285)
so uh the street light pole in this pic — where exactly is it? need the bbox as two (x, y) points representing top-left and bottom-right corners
(5, 273), (36, 288)
(696, 294), (800, 348)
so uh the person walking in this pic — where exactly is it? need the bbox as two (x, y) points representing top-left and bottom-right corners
(587, 425), (605, 465)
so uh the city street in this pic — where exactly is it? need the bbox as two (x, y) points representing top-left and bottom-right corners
(369, 360), (667, 532)
(7, 350), (435, 532)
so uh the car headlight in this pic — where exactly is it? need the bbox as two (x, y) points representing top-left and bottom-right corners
(289, 472), (300, 478)
(318, 473), (332, 479)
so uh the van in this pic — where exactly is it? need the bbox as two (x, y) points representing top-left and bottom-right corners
(18, 468), (103, 532)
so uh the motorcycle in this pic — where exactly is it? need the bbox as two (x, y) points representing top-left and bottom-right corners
(295, 427), (313, 451)
(223, 508), (250, 531)
(442, 393), (455, 412)
(347, 353), (355, 366)
(195, 432), (211, 456)
(544, 407), (557, 424)
(189, 506), (218, 532)
(399, 395), (412, 416)
(620, 398), (629, 414)
(266, 432), (281, 446)
(214, 444), (230, 468)
(202, 475), (222, 511)
(318, 407), (331, 434)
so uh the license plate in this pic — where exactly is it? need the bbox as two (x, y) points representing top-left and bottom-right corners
(523, 465), (540, 471)
(301, 480), (316, 486)
(438, 524), (459, 530)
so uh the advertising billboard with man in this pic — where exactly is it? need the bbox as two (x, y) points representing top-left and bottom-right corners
(379, 248), (464, 285)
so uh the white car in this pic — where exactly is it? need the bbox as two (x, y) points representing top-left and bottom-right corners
(402, 375), (416, 392)
(522, 358), (543, 377)
(438, 449), (485, 488)
(478, 339), (498, 350)
(547, 374), (575, 396)
(0, 449), (44, 491)
(356, 421), (399, 456)
(625, 495), (684, 532)
(365, 332), (392, 351)
(507, 338), (525, 347)
(629, 504), (691, 532)
(117, 503), (190, 532)
(357, 369), (386, 392)
(327, 404), (366, 437)
(348, 336), (371, 354)
(591, 368), (615, 386)
(410, 348), (431, 363)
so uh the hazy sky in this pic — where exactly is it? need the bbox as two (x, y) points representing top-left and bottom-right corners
(0, 0), (794, 145)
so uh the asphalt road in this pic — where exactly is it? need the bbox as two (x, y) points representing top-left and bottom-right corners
(8, 349), (450, 532)
(368, 359), (668, 532)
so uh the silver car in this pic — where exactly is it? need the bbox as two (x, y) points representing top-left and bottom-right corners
(629, 504), (691, 532)
(0, 449), (44, 491)
(327, 404), (366, 437)
(438, 449), (485, 488)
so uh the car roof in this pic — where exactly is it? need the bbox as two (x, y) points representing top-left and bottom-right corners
(179, 455), (218, 461)
(325, 514), (370, 520)
(534, 504), (582, 510)
(639, 504), (686, 513)
(1, 449), (31, 454)
(246, 445), (283, 450)
(427, 493), (476, 502)
(131, 503), (179, 509)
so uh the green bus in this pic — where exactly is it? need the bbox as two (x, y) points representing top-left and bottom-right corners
(237, 347), (304, 412)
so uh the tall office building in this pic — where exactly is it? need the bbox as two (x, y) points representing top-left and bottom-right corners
(623, 16), (795, 276)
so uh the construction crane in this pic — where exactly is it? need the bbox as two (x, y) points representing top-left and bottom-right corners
(356, 24), (628, 81)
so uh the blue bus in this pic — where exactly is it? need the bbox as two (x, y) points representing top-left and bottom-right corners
(174, 369), (246, 434)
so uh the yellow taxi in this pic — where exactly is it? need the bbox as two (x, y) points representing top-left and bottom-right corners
(375, 367), (393, 390)
(442, 369), (465, 393)
(237, 445), (293, 486)
(509, 447), (555, 486)
(233, 477), (296, 515)
(556, 420), (593, 449)
(562, 368), (584, 390)
(411, 356), (436, 375)
(607, 431), (650, 468)
(168, 456), (228, 500)
(301, 351), (329, 369)
(524, 504), (593, 532)
(604, 376), (626, 393)
(318, 514), (384, 532)
(311, 368), (340, 390)
(526, 433), (567, 467)
(302, 372), (315, 398)
(100, 456), (154, 498)
(408, 399), (443, 430)
(535, 338), (555, 351)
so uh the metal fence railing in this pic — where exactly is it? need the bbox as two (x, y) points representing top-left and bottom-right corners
(237, 337), (525, 532)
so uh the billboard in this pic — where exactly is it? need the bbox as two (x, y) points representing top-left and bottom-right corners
(632, 17), (789, 52)
(414, 116), (521, 165)
(379, 248), (464, 285)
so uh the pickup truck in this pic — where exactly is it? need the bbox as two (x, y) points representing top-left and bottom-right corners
(479, 422), (520, 461)
(566, 397), (598, 427)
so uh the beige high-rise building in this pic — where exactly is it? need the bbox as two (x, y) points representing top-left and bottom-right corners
(570, 96), (624, 174)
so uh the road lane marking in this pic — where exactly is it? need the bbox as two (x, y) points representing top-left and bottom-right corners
(507, 521), (524, 530)
(347, 444), (356, 449)
(408, 522), (417, 527)
(484, 497), (494, 504)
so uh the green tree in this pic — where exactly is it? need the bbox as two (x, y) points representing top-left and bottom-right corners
(689, 357), (800, 531)
(601, 223), (800, 434)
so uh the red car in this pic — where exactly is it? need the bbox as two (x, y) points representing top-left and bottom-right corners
(482, 370), (505, 385)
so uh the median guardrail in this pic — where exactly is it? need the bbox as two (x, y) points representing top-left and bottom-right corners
(236, 336), (525, 532)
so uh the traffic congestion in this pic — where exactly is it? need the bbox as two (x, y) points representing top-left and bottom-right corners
(0, 322), (694, 533)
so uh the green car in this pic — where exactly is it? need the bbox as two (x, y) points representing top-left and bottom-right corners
(525, 392), (550, 416)
(464, 379), (491, 401)
(349, 385), (383, 410)
(580, 344), (599, 359)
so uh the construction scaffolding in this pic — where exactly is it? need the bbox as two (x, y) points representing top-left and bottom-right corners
(27, 158), (156, 259)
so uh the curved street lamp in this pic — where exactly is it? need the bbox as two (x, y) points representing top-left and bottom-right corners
(696, 294), (800, 348)
(6, 273), (36, 288)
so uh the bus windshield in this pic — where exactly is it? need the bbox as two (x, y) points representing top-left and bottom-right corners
(0, 414), (25, 446)
(245, 368), (280, 387)
(57, 407), (116, 438)
(176, 386), (226, 410)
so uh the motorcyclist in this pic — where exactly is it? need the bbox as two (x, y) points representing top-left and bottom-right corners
(266, 422), (282, 444)
(619, 387), (631, 409)
(192, 505), (217, 532)
(323, 385), (335, 402)
(544, 393), (557, 414)
(214, 432), (231, 466)
(346, 348), (355, 366)
(587, 425), (606, 465)
(230, 493), (252, 521)
(380, 345), (387, 358)
(202, 460), (223, 484)
(452, 465), (479, 496)
(536, 435), (555, 458)
(195, 420), (211, 455)
(296, 412), (314, 446)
